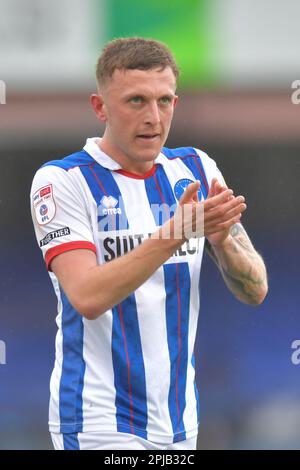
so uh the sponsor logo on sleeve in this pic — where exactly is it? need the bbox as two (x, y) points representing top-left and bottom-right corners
(32, 184), (56, 225)
(39, 227), (71, 247)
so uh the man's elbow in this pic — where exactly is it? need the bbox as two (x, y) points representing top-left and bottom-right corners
(249, 284), (269, 306)
(71, 296), (105, 320)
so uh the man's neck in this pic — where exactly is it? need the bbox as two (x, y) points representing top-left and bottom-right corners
(97, 138), (155, 176)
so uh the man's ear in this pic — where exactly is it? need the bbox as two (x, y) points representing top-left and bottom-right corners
(90, 94), (107, 122)
(173, 95), (179, 109)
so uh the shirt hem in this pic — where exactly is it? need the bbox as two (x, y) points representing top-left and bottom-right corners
(49, 422), (199, 444)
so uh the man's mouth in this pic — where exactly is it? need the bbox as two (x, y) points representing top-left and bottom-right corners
(136, 134), (160, 140)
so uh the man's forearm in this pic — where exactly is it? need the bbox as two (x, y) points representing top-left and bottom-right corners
(206, 224), (268, 305)
(76, 222), (184, 319)
(53, 184), (250, 319)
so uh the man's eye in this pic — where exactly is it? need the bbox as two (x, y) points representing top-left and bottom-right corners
(130, 97), (143, 104)
(159, 97), (172, 105)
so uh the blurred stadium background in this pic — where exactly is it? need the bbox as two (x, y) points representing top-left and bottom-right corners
(0, 0), (300, 450)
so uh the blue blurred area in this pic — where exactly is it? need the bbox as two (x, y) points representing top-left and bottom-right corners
(0, 238), (56, 449)
(0, 144), (299, 449)
(197, 230), (300, 449)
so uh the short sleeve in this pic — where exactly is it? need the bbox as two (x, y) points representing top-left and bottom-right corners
(30, 165), (96, 271)
(194, 149), (227, 189)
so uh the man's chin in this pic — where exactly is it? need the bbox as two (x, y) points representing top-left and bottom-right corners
(134, 141), (163, 160)
(136, 149), (161, 162)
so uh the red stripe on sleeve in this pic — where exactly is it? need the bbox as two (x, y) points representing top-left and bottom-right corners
(45, 241), (96, 271)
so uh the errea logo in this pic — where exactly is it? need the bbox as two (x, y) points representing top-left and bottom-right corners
(97, 195), (128, 232)
(99, 196), (122, 215)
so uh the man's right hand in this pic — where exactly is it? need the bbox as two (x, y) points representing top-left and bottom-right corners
(50, 179), (246, 320)
(170, 180), (246, 240)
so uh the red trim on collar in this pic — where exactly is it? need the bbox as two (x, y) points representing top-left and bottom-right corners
(115, 164), (157, 180)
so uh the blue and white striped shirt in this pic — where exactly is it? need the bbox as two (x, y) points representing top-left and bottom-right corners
(31, 137), (224, 443)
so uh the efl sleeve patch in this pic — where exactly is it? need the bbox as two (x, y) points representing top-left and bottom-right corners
(32, 184), (56, 225)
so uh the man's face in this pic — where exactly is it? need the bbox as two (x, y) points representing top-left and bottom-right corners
(94, 67), (178, 168)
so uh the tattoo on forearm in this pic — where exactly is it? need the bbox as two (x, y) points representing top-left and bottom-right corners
(222, 265), (266, 304)
(230, 224), (243, 237)
(229, 224), (257, 258)
(206, 224), (267, 304)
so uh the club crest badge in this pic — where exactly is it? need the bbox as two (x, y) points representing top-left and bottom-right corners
(174, 178), (202, 201)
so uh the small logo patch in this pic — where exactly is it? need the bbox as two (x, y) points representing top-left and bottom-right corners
(32, 184), (56, 225)
(99, 195), (122, 216)
(174, 178), (202, 201)
(39, 204), (48, 216)
(39, 227), (71, 247)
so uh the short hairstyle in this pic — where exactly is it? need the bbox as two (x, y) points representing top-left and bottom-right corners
(96, 37), (179, 88)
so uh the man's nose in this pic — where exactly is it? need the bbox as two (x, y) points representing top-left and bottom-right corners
(144, 101), (160, 126)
